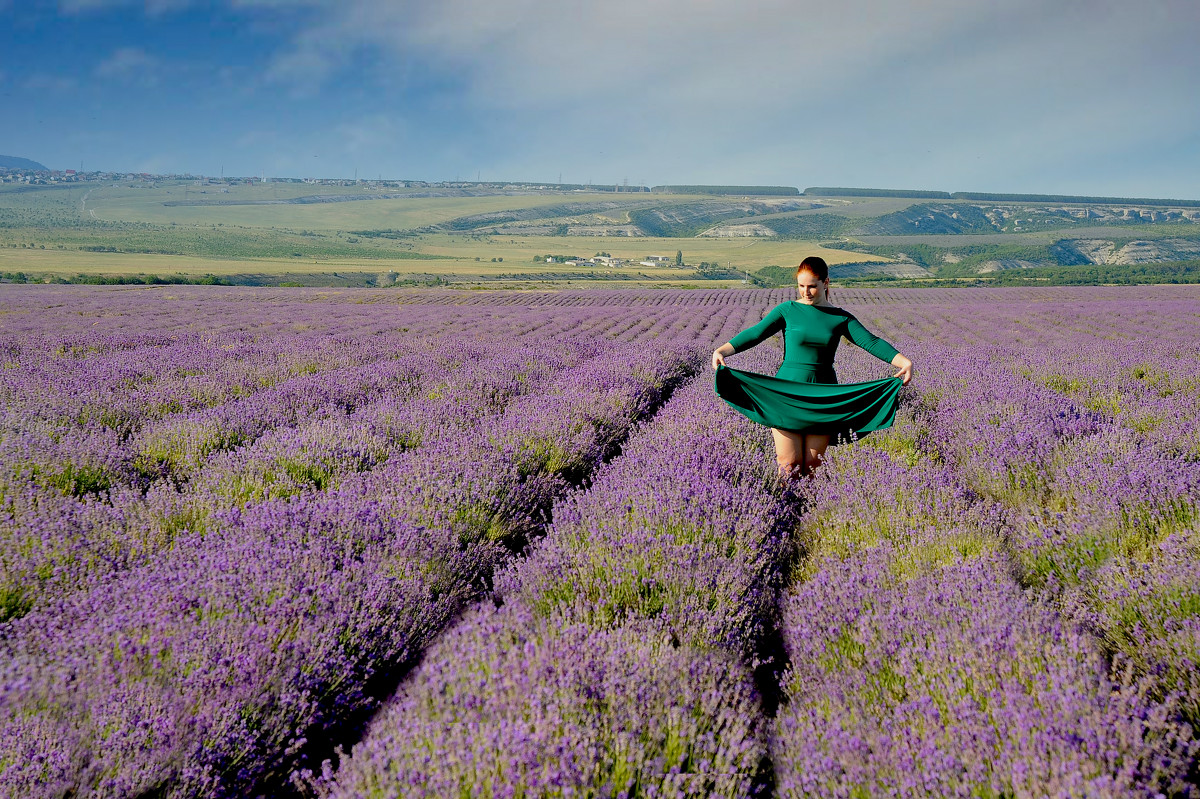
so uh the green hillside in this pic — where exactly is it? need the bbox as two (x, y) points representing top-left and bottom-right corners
(3, 179), (1200, 287)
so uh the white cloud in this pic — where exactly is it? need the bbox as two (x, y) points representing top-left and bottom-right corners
(249, 1), (1200, 190)
(37, 0), (1200, 192)
(95, 47), (162, 85)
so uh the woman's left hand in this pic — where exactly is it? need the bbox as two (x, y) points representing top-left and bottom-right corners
(891, 354), (913, 385)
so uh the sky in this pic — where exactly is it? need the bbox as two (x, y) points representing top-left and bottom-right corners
(1, 0), (1199, 198)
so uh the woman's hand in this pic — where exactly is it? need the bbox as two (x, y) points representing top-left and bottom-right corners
(891, 353), (913, 385)
(712, 343), (733, 371)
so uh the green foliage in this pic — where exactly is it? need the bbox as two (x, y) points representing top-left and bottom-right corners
(67, 273), (231, 285)
(692, 262), (743, 280)
(0, 585), (34, 624)
(761, 214), (855, 239)
(859, 203), (999, 235)
(988, 260), (1200, 286)
(41, 463), (114, 497)
(751, 265), (795, 287)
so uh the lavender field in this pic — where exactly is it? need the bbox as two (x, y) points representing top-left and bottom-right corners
(1, 283), (1199, 798)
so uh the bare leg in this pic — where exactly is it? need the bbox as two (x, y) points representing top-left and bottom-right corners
(771, 428), (805, 480)
(804, 434), (830, 476)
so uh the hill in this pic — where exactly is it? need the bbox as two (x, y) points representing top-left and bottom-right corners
(0, 155), (50, 171)
(4, 176), (1200, 287)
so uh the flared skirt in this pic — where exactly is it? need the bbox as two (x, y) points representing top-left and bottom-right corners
(714, 364), (902, 443)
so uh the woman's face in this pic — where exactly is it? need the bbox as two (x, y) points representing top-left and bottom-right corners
(796, 270), (828, 305)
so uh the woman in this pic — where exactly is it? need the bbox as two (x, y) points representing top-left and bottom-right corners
(712, 256), (913, 477)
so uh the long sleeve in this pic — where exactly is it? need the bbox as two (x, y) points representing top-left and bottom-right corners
(729, 305), (786, 353)
(844, 316), (899, 363)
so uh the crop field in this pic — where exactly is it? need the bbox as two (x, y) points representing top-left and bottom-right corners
(7, 181), (1200, 287)
(0, 183), (875, 286)
(1, 283), (1198, 797)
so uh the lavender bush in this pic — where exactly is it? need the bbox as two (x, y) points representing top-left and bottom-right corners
(772, 431), (1195, 797)
(2, 283), (1200, 796)
(322, 603), (766, 799)
(322, 347), (801, 797)
(1, 323), (696, 796)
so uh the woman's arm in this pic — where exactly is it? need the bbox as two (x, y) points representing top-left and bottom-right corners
(712, 306), (785, 371)
(844, 317), (898, 362)
(711, 341), (735, 370)
(845, 317), (913, 384)
(890, 352), (913, 385)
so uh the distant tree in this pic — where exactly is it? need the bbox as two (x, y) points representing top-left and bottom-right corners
(676, 250), (683, 266)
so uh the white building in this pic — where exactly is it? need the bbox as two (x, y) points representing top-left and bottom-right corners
(640, 255), (672, 267)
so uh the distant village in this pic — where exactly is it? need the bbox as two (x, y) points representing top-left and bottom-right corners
(542, 254), (676, 268)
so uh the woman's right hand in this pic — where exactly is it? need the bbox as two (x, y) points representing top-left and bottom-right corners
(712, 349), (727, 371)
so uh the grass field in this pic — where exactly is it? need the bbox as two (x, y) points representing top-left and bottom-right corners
(0, 181), (880, 285)
(84, 185), (629, 232)
(5, 180), (1198, 287)
(0, 237), (864, 288)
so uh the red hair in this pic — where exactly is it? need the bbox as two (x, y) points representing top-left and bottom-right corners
(794, 256), (829, 281)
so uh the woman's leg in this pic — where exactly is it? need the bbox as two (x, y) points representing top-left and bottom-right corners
(771, 428), (805, 479)
(804, 434), (831, 475)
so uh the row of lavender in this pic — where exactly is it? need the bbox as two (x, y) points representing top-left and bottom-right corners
(1, 336), (562, 619)
(1, 350), (700, 796)
(766, 291), (1200, 796)
(315, 289), (1200, 797)
(316, 345), (798, 797)
(1, 290), (762, 620)
(915, 337), (1200, 733)
(772, 403), (1195, 796)
(3, 284), (1198, 794)
(0, 298), (721, 795)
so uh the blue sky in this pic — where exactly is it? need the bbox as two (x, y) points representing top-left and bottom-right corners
(2, 0), (1198, 197)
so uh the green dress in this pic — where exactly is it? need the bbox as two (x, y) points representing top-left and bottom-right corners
(714, 301), (903, 441)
